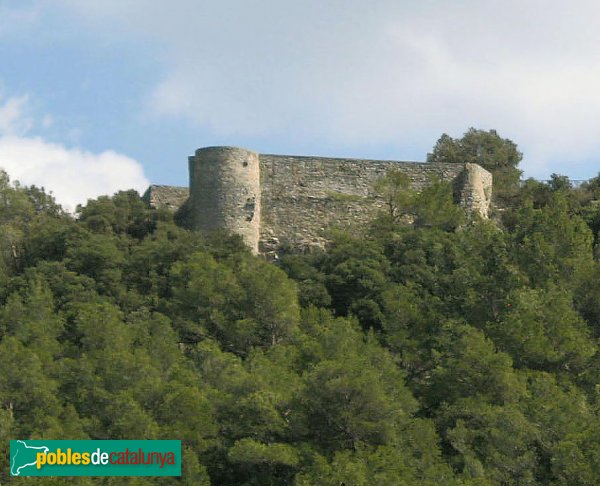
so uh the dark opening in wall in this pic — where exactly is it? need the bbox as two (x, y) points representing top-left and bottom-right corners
(244, 198), (256, 221)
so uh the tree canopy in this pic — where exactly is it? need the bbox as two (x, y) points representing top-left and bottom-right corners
(1, 143), (600, 485)
(427, 128), (523, 203)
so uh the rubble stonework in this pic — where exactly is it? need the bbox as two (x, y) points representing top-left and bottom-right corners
(142, 185), (189, 212)
(146, 146), (493, 253)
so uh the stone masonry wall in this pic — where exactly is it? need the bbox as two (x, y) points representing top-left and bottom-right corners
(188, 147), (261, 253)
(142, 185), (189, 212)
(459, 163), (493, 219)
(258, 154), (469, 252)
(152, 147), (493, 254)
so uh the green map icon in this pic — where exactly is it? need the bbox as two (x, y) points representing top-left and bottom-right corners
(11, 440), (49, 476)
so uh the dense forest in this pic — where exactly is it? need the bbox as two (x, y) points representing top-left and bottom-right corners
(3, 131), (600, 484)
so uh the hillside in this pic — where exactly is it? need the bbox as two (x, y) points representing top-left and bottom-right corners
(2, 168), (600, 485)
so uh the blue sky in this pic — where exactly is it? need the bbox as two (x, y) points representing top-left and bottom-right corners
(2, 1), (600, 209)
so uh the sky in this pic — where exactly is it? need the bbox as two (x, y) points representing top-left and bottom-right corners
(2, 0), (600, 209)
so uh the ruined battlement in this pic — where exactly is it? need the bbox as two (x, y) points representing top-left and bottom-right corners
(144, 146), (492, 253)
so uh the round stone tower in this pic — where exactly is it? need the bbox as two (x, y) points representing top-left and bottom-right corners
(188, 146), (261, 253)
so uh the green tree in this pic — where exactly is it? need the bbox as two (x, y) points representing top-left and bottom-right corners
(487, 287), (595, 372)
(77, 190), (157, 239)
(507, 194), (593, 289)
(294, 310), (417, 453)
(412, 177), (465, 230)
(438, 398), (538, 484)
(317, 237), (389, 330)
(427, 128), (523, 203)
(1, 278), (64, 362)
(236, 257), (300, 347)
(0, 336), (62, 436)
(423, 322), (524, 409)
(373, 170), (415, 224)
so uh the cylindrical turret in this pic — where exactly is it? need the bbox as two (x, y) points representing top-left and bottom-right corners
(188, 146), (261, 253)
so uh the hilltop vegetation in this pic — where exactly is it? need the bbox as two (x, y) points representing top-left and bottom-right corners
(3, 148), (600, 484)
(427, 127), (523, 204)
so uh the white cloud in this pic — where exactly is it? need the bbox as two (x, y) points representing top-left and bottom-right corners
(0, 136), (149, 212)
(51, 1), (600, 177)
(0, 95), (149, 211)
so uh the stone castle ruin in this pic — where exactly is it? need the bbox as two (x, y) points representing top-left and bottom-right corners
(144, 146), (492, 253)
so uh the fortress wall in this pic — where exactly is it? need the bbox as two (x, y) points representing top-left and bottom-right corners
(258, 154), (467, 252)
(188, 147), (261, 252)
(459, 163), (493, 218)
(171, 146), (492, 254)
(142, 185), (189, 212)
